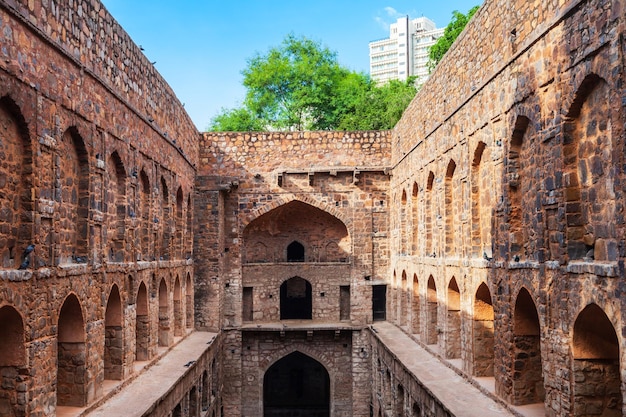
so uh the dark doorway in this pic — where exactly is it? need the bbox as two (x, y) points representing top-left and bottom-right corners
(287, 241), (305, 262)
(280, 277), (312, 319)
(264, 352), (330, 417)
(372, 285), (387, 321)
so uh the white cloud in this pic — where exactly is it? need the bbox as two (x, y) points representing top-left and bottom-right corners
(375, 6), (406, 32)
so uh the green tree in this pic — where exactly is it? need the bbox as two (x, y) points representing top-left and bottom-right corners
(428, 6), (480, 72)
(208, 107), (265, 132)
(242, 34), (349, 131)
(207, 34), (418, 132)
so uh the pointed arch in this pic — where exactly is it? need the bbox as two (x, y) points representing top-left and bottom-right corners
(563, 74), (614, 261)
(175, 186), (184, 258)
(173, 276), (183, 337)
(0, 305), (26, 417)
(160, 176), (171, 260)
(425, 172), (435, 256)
(512, 288), (544, 406)
(58, 127), (89, 264)
(445, 277), (461, 358)
(400, 189), (408, 254)
(286, 241), (305, 262)
(426, 276), (438, 345)
(411, 274), (420, 334)
(411, 182), (419, 254)
(0, 97), (33, 269)
(158, 278), (171, 346)
(108, 151), (126, 262)
(473, 283), (494, 376)
(185, 194), (193, 259)
(139, 169), (151, 259)
(57, 294), (87, 406)
(508, 116), (531, 259)
(471, 141), (489, 257)
(400, 271), (408, 327)
(186, 273), (193, 329)
(445, 160), (456, 255)
(243, 200), (350, 264)
(572, 303), (621, 415)
(263, 351), (330, 416)
(136, 281), (150, 361)
(104, 285), (123, 380)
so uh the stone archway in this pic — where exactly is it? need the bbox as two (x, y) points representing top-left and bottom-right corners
(263, 351), (330, 417)
(572, 303), (621, 416)
(57, 294), (87, 407)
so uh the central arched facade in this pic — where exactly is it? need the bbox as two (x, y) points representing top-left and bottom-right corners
(263, 351), (330, 417)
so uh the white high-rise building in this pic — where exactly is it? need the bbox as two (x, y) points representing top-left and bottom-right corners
(369, 16), (444, 85)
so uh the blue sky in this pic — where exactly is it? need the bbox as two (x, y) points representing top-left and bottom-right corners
(101, 1), (480, 130)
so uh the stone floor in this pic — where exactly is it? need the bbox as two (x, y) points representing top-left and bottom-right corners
(57, 331), (217, 417)
(371, 322), (545, 417)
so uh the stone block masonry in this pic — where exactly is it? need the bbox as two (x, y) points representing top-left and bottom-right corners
(1, 0), (626, 415)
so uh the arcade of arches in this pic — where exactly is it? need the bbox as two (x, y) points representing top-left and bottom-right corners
(0, 0), (625, 416)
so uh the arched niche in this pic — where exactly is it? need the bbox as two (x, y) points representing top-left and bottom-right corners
(158, 278), (171, 346)
(104, 285), (123, 380)
(426, 276), (438, 345)
(243, 200), (350, 263)
(445, 277), (461, 359)
(263, 351), (329, 417)
(135, 281), (150, 361)
(57, 294), (87, 407)
(512, 288), (545, 406)
(473, 283), (494, 377)
(572, 304), (621, 416)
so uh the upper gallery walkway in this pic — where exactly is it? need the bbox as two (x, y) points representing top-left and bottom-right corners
(371, 322), (542, 417)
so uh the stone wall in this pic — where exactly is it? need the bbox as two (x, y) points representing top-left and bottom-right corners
(387, 0), (626, 415)
(196, 130), (391, 415)
(0, 0), (202, 415)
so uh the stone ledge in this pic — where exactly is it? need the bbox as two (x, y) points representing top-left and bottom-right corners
(0, 269), (32, 282)
(565, 261), (619, 277)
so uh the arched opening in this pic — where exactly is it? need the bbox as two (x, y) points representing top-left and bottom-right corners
(411, 182), (419, 254)
(108, 152), (126, 262)
(185, 194), (193, 259)
(189, 385), (199, 417)
(446, 277), (461, 359)
(104, 285), (123, 380)
(173, 277), (183, 337)
(59, 128), (89, 264)
(508, 116), (531, 259)
(175, 187), (184, 258)
(135, 282), (150, 361)
(0, 98), (33, 269)
(57, 294), (87, 407)
(400, 271), (408, 328)
(201, 370), (209, 412)
(512, 288), (544, 406)
(425, 172), (434, 256)
(160, 176), (170, 260)
(564, 76), (614, 261)
(0, 305), (26, 417)
(473, 283), (494, 377)
(411, 274), (420, 334)
(280, 277), (312, 320)
(264, 352), (330, 417)
(158, 278), (171, 347)
(572, 304), (621, 416)
(426, 276), (438, 345)
(139, 169), (151, 260)
(400, 189), (407, 254)
(471, 142), (488, 258)
(286, 241), (305, 262)
(186, 273), (193, 328)
(396, 384), (405, 416)
(242, 200), (350, 264)
(445, 160), (456, 256)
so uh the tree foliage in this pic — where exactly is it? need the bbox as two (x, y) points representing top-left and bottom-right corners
(208, 34), (417, 132)
(428, 6), (480, 72)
